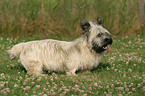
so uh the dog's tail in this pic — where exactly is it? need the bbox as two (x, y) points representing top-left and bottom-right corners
(7, 43), (25, 60)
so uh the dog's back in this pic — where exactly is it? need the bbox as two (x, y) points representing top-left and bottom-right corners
(7, 39), (71, 59)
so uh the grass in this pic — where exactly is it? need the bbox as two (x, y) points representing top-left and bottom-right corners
(0, 0), (144, 39)
(0, 36), (145, 96)
(0, 0), (145, 95)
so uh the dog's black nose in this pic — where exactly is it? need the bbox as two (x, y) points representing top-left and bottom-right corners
(105, 38), (113, 44)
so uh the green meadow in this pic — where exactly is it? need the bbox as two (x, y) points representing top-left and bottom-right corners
(0, 36), (145, 96)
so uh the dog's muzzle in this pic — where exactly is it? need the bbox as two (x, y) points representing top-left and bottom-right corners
(92, 37), (113, 53)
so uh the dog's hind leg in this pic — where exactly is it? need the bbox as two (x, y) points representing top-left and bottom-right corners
(21, 60), (44, 76)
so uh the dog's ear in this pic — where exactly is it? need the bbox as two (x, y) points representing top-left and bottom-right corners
(97, 17), (102, 25)
(80, 20), (90, 34)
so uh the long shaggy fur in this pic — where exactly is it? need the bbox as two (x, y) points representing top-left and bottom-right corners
(8, 21), (112, 76)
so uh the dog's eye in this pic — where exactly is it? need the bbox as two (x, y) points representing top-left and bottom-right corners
(97, 33), (102, 37)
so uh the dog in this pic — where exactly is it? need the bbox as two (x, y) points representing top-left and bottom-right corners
(7, 18), (113, 76)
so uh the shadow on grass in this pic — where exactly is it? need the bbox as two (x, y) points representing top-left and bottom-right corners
(10, 62), (110, 75)
(91, 63), (110, 72)
(11, 63), (27, 73)
(11, 63), (64, 75)
(10, 63), (64, 75)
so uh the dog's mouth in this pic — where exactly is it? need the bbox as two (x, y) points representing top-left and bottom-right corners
(92, 40), (112, 54)
(92, 44), (108, 53)
(92, 45), (109, 54)
(102, 38), (113, 54)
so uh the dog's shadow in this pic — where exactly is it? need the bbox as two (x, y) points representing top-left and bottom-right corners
(11, 63), (27, 73)
(91, 63), (110, 72)
(11, 63), (61, 75)
(11, 62), (110, 74)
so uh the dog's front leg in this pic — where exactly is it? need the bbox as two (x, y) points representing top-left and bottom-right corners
(64, 63), (77, 76)
(66, 68), (77, 76)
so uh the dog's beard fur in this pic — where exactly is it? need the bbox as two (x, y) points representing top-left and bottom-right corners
(7, 20), (113, 76)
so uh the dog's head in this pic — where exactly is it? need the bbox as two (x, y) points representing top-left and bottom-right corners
(80, 18), (113, 53)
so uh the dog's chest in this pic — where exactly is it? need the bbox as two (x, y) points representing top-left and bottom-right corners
(77, 50), (103, 69)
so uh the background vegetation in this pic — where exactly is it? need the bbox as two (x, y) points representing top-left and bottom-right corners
(0, 0), (144, 40)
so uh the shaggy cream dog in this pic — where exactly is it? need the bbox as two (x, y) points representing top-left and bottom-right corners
(8, 19), (112, 76)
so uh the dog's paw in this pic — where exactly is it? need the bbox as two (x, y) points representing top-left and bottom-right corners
(66, 72), (77, 76)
